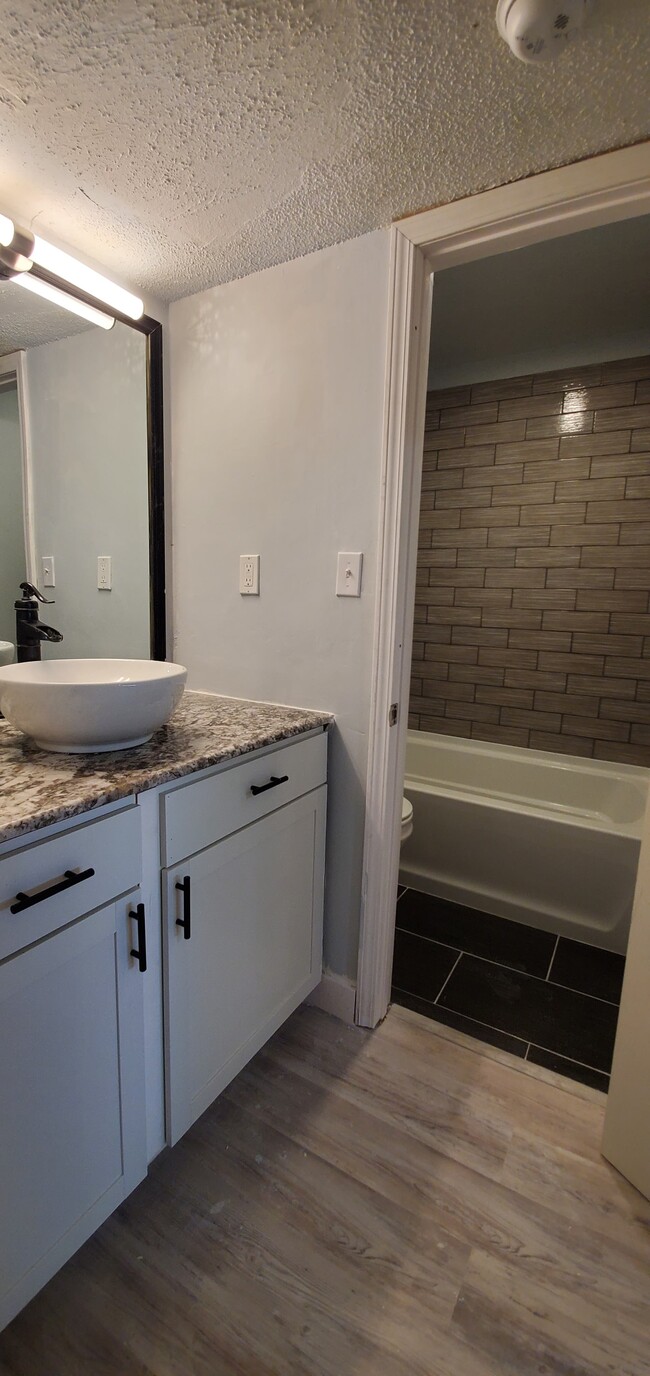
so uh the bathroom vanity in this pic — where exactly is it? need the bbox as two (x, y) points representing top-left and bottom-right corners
(0, 690), (330, 1330)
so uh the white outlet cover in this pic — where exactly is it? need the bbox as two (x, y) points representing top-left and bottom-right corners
(97, 555), (112, 590)
(239, 553), (260, 595)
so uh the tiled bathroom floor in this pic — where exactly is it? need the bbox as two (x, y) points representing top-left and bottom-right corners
(391, 888), (626, 1092)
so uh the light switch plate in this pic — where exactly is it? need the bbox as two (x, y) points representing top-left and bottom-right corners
(240, 554), (260, 595)
(336, 551), (363, 597)
(41, 556), (55, 588)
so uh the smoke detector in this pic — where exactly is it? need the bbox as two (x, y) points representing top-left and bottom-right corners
(496, 0), (595, 64)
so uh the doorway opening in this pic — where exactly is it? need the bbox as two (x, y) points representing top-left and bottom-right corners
(358, 144), (650, 1074)
(390, 214), (650, 1091)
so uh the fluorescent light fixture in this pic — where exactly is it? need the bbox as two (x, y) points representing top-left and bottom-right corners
(0, 213), (14, 247)
(31, 235), (144, 319)
(14, 272), (115, 330)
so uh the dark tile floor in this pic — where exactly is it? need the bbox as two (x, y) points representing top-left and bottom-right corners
(392, 887), (626, 1093)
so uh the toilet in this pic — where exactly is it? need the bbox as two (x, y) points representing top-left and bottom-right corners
(401, 795), (413, 844)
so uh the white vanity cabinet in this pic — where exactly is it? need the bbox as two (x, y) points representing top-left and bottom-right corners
(162, 731), (327, 1144)
(0, 719), (328, 1330)
(0, 806), (147, 1331)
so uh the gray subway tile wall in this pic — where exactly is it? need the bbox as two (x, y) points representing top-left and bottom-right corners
(410, 356), (650, 765)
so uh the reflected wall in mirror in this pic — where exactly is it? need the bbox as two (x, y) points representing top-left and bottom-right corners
(0, 276), (164, 664)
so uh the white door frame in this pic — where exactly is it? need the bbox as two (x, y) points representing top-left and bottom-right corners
(0, 349), (37, 586)
(356, 141), (650, 1029)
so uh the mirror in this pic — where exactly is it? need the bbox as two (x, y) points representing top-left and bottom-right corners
(0, 276), (165, 664)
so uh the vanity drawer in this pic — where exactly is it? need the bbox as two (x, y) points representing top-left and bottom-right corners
(163, 731), (327, 865)
(0, 807), (141, 961)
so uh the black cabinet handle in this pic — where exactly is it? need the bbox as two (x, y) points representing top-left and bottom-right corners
(175, 875), (191, 939)
(10, 866), (95, 915)
(250, 774), (289, 797)
(129, 902), (147, 973)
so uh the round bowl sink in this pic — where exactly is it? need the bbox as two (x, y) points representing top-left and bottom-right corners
(0, 658), (187, 753)
(0, 641), (14, 667)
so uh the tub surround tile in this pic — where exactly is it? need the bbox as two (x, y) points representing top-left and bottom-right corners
(392, 890), (624, 1089)
(594, 404), (650, 432)
(472, 376), (533, 404)
(0, 692), (333, 844)
(527, 730), (595, 758)
(412, 356), (650, 765)
(532, 363), (604, 392)
(563, 382), (635, 413)
(631, 426), (650, 451)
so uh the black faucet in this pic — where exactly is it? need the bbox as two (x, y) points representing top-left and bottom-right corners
(15, 582), (64, 663)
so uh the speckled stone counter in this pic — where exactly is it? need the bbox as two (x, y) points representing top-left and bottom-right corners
(0, 691), (332, 844)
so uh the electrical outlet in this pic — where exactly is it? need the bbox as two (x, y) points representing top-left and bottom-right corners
(97, 555), (112, 590)
(41, 556), (55, 588)
(239, 554), (260, 595)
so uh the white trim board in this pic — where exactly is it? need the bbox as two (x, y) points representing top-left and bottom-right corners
(0, 349), (37, 588)
(306, 970), (357, 1025)
(356, 141), (650, 1030)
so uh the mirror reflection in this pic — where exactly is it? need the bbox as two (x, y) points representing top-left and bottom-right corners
(0, 280), (151, 664)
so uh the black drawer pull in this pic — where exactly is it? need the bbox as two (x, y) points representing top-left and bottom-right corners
(129, 902), (147, 973)
(175, 875), (191, 939)
(250, 774), (289, 797)
(10, 866), (96, 915)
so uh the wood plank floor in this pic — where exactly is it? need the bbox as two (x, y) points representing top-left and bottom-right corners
(1, 1004), (649, 1375)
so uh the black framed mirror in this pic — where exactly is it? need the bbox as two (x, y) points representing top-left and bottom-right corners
(0, 271), (165, 663)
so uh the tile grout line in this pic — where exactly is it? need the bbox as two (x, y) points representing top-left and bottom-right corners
(545, 933), (560, 982)
(395, 924), (462, 957)
(395, 919), (622, 1006)
(394, 986), (610, 1077)
(433, 950), (464, 1006)
(391, 984), (528, 1053)
(546, 974), (622, 1007)
(396, 920), (558, 984)
(393, 933), (614, 1075)
(525, 1040), (610, 1079)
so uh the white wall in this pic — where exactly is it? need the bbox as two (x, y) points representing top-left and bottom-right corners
(428, 212), (650, 389)
(26, 324), (151, 660)
(170, 230), (391, 981)
(0, 384), (25, 647)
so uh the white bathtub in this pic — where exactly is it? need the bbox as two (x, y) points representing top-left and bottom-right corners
(399, 730), (650, 954)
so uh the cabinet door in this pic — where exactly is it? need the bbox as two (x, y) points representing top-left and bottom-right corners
(0, 893), (147, 1330)
(164, 786), (326, 1144)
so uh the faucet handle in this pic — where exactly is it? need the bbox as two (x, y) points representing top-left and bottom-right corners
(19, 580), (54, 605)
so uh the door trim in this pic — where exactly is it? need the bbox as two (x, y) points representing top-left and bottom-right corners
(357, 140), (650, 1028)
(0, 350), (37, 586)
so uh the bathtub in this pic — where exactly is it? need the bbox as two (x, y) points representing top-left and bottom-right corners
(399, 730), (650, 954)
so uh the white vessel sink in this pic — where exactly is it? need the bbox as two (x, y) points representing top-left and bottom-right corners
(0, 642), (14, 667)
(0, 658), (187, 753)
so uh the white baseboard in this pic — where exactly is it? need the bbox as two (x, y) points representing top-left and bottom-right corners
(306, 970), (356, 1024)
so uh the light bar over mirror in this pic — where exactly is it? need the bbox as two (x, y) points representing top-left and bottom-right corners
(15, 272), (115, 329)
(29, 236), (143, 320)
(0, 212), (143, 322)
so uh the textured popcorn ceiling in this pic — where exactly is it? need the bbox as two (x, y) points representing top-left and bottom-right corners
(0, 280), (91, 351)
(0, 0), (648, 303)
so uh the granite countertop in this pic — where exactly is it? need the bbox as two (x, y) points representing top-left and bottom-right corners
(0, 691), (333, 844)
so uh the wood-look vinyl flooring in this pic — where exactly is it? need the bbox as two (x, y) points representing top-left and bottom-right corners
(1, 1003), (649, 1376)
